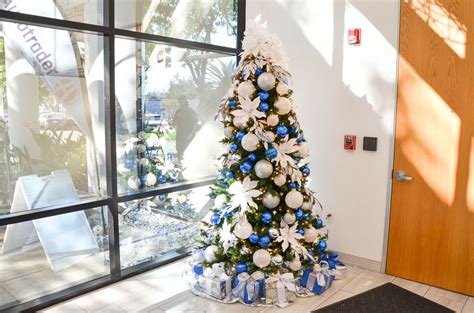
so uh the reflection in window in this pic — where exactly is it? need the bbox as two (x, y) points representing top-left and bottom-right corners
(119, 186), (212, 268)
(115, 38), (235, 194)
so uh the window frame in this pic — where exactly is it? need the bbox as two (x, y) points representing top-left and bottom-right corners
(0, 1), (246, 311)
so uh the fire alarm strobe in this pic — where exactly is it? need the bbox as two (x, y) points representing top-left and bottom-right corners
(344, 135), (356, 150)
(348, 28), (361, 45)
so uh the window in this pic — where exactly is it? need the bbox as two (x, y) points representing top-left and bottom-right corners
(0, 1), (244, 311)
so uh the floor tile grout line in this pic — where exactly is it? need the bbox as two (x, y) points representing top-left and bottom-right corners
(460, 296), (468, 312)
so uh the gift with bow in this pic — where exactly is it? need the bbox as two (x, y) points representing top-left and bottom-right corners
(320, 253), (347, 280)
(196, 264), (232, 300)
(300, 263), (330, 295)
(265, 273), (297, 306)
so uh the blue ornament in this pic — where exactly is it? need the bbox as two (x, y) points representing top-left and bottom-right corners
(230, 143), (238, 152)
(265, 148), (278, 159)
(303, 214), (310, 220)
(124, 158), (135, 169)
(295, 209), (304, 219)
(159, 194), (167, 201)
(261, 211), (273, 224)
(302, 166), (311, 175)
(219, 179), (228, 186)
(258, 235), (271, 247)
(240, 72), (248, 80)
(296, 228), (305, 235)
(236, 263), (248, 273)
(288, 182), (297, 189)
(248, 153), (257, 163)
(158, 175), (167, 183)
(315, 219), (324, 228)
(240, 162), (253, 174)
(289, 126), (298, 134)
(235, 131), (246, 142)
(318, 240), (327, 251)
(258, 91), (269, 101)
(276, 125), (288, 137)
(259, 102), (269, 111)
(210, 213), (221, 225)
(296, 136), (304, 143)
(249, 233), (259, 244)
(193, 264), (204, 276)
(255, 68), (263, 76)
(229, 99), (238, 109)
(225, 171), (234, 179)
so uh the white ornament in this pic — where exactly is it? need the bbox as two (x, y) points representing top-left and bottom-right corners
(204, 245), (219, 262)
(139, 158), (150, 166)
(127, 176), (141, 190)
(255, 160), (273, 178)
(257, 72), (276, 91)
(301, 201), (312, 211)
(295, 142), (310, 158)
(288, 258), (302, 271)
(304, 226), (318, 243)
(269, 228), (279, 238)
(237, 81), (256, 98)
(267, 114), (279, 126)
(274, 174), (286, 187)
(234, 215), (253, 239)
(214, 194), (228, 208)
(118, 164), (130, 175)
(137, 131), (146, 139)
(145, 173), (157, 186)
(241, 133), (259, 151)
(146, 133), (159, 147)
(233, 117), (247, 129)
(285, 190), (304, 209)
(262, 192), (280, 209)
(276, 83), (289, 95)
(272, 254), (283, 265)
(275, 97), (292, 115)
(136, 144), (147, 153)
(283, 212), (296, 225)
(224, 126), (235, 138)
(253, 249), (271, 268)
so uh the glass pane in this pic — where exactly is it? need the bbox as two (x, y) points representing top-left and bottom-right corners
(115, 0), (238, 48)
(0, 0), (104, 26)
(0, 22), (107, 215)
(115, 37), (234, 195)
(0, 207), (110, 310)
(119, 185), (211, 268)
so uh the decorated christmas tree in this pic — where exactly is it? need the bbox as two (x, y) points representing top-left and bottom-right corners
(189, 19), (338, 307)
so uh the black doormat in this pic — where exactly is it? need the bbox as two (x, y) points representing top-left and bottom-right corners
(313, 283), (454, 313)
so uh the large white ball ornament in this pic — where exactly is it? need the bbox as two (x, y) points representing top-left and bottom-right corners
(283, 212), (297, 224)
(274, 174), (286, 187)
(301, 201), (313, 211)
(255, 160), (273, 178)
(237, 81), (256, 98)
(276, 83), (289, 95)
(275, 97), (292, 115)
(262, 192), (280, 209)
(253, 249), (271, 268)
(204, 245), (219, 262)
(139, 158), (150, 166)
(285, 190), (304, 209)
(241, 133), (259, 151)
(224, 126), (234, 138)
(304, 226), (318, 243)
(233, 118), (247, 129)
(118, 164), (130, 175)
(257, 72), (276, 91)
(234, 218), (253, 239)
(267, 114), (279, 126)
(127, 176), (141, 190)
(288, 258), (302, 271)
(214, 194), (228, 208)
(145, 173), (157, 186)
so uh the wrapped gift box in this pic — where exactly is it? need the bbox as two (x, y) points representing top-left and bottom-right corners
(232, 271), (266, 304)
(196, 268), (231, 300)
(300, 264), (331, 295)
(265, 273), (297, 306)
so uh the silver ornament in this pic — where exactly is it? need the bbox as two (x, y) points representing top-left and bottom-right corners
(257, 72), (276, 91)
(255, 159), (273, 178)
(237, 81), (256, 97)
(269, 228), (279, 238)
(283, 212), (297, 224)
(285, 190), (304, 209)
(275, 97), (292, 115)
(262, 192), (280, 209)
(241, 133), (259, 151)
(253, 249), (271, 268)
(272, 254), (283, 266)
(274, 174), (286, 187)
(304, 226), (318, 243)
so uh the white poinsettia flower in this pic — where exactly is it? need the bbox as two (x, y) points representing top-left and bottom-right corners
(231, 96), (266, 129)
(273, 136), (299, 169)
(276, 222), (303, 252)
(228, 176), (262, 214)
(219, 219), (238, 253)
(157, 159), (178, 175)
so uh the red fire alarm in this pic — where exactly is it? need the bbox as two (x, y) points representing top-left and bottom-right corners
(344, 135), (356, 150)
(348, 28), (361, 45)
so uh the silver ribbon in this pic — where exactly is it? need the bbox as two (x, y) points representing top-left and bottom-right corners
(266, 273), (296, 304)
(203, 266), (231, 298)
(232, 272), (255, 302)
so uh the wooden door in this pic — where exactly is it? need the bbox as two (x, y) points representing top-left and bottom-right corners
(386, 0), (474, 296)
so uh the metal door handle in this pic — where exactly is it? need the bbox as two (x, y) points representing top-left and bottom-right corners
(396, 170), (413, 182)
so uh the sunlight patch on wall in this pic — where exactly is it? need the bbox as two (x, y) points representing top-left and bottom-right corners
(398, 58), (460, 206)
(406, 0), (467, 58)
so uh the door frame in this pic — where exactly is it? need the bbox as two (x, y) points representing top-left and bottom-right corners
(380, 0), (401, 274)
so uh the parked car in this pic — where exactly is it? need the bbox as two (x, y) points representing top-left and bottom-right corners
(39, 112), (67, 129)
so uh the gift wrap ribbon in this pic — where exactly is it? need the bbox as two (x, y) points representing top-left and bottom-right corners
(232, 273), (256, 304)
(302, 264), (328, 294)
(266, 273), (297, 304)
(251, 271), (265, 299)
(203, 267), (231, 298)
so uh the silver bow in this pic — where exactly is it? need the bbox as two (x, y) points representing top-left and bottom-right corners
(266, 273), (297, 304)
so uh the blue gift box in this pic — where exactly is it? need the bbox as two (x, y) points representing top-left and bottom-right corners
(301, 267), (329, 295)
(232, 272), (266, 304)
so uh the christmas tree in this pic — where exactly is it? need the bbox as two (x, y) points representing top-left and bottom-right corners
(191, 19), (332, 305)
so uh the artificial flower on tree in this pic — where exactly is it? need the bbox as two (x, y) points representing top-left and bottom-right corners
(187, 18), (340, 307)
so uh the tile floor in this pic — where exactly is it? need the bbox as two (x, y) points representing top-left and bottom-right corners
(40, 258), (474, 313)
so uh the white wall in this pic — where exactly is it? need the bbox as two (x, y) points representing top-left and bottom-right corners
(247, 0), (400, 263)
